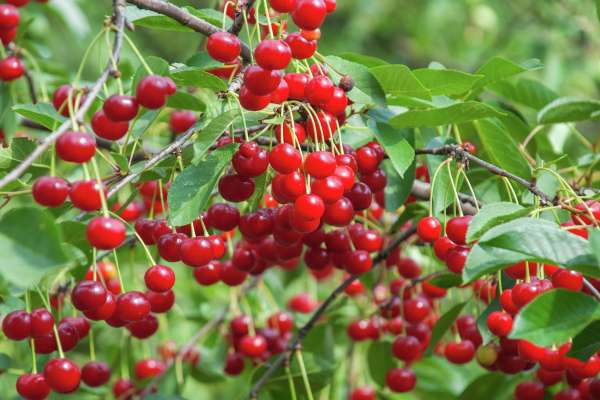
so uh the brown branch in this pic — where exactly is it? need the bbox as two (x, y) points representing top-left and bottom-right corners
(229, 0), (256, 35)
(247, 226), (417, 399)
(126, 0), (252, 63)
(0, 0), (127, 190)
(22, 69), (38, 104)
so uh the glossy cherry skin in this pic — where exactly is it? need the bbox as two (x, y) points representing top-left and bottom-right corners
(0, 56), (24, 81)
(445, 246), (469, 274)
(0, 26), (16, 46)
(224, 352), (245, 375)
(84, 291), (116, 321)
(116, 291), (151, 322)
(270, 78), (290, 103)
(284, 72), (309, 99)
(71, 279), (107, 311)
(386, 368), (416, 393)
(417, 216), (442, 242)
(433, 236), (456, 260)
(396, 257), (421, 279)
(311, 175), (344, 204)
(156, 232), (185, 262)
(305, 76), (334, 106)
(69, 180), (104, 211)
(86, 216), (126, 250)
(32, 176), (69, 207)
(91, 110), (129, 140)
(127, 314), (159, 339)
(306, 111), (336, 142)
(285, 32), (317, 60)
(346, 182), (373, 211)
(322, 87), (348, 116)
(322, 196), (354, 226)
(345, 250), (372, 275)
(239, 86), (271, 111)
(487, 311), (513, 337)
(43, 358), (81, 393)
(135, 359), (165, 380)
(170, 110), (196, 134)
(206, 203), (240, 231)
(292, 0), (327, 30)
(179, 237), (213, 267)
(514, 381), (545, 400)
(239, 334), (268, 357)
(243, 65), (282, 96)
(2, 310), (31, 340)
(81, 361), (111, 387)
(232, 141), (269, 177)
(552, 269), (584, 291)
(254, 39), (292, 70)
(305, 150), (336, 178)
(207, 32), (241, 63)
(269, 143), (302, 174)
(445, 341), (475, 364)
(146, 289), (175, 313)
(136, 75), (170, 109)
(269, 0), (294, 12)
(112, 378), (135, 399)
(52, 84), (83, 117)
(219, 174), (256, 202)
(29, 308), (54, 338)
(103, 95), (139, 121)
(446, 215), (472, 245)
(56, 131), (96, 163)
(392, 335), (422, 363)
(193, 261), (222, 286)
(0, 4), (20, 28)
(294, 194), (325, 220)
(16, 373), (51, 400)
(144, 264), (175, 292)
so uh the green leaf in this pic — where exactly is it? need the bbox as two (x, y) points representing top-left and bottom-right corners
(125, 6), (194, 32)
(246, 172), (268, 213)
(166, 91), (206, 111)
(370, 64), (431, 99)
(325, 56), (385, 106)
(170, 67), (228, 92)
(412, 69), (483, 96)
(466, 202), (528, 243)
(132, 56), (170, 89)
(509, 289), (600, 347)
(12, 103), (65, 130)
(372, 123), (414, 178)
(538, 97), (600, 124)
(475, 119), (531, 180)
(458, 372), (518, 400)
(473, 57), (542, 91)
(589, 230), (600, 265)
(488, 78), (558, 110)
(388, 101), (504, 128)
(425, 302), (467, 355)
(192, 110), (239, 164)
(0, 85), (17, 141)
(130, 110), (160, 139)
(168, 144), (237, 227)
(367, 340), (395, 387)
(597, 0), (600, 22)
(0, 208), (70, 289)
(339, 52), (388, 68)
(187, 52), (224, 70)
(428, 273), (463, 289)
(567, 320), (600, 361)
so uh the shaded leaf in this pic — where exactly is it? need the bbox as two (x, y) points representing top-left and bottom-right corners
(389, 101), (504, 129)
(538, 97), (600, 124)
(425, 302), (467, 355)
(473, 57), (542, 90)
(458, 372), (518, 400)
(192, 110), (239, 163)
(367, 340), (395, 387)
(166, 91), (206, 111)
(488, 78), (558, 110)
(428, 273), (463, 289)
(372, 123), (414, 178)
(567, 320), (600, 361)
(12, 103), (65, 130)
(170, 67), (228, 92)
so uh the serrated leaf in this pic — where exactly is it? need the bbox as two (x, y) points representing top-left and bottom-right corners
(168, 144), (237, 226)
(372, 122), (414, 178)
(192, 110), (239, 163)
(425, 302), (467, 355)
(488, 78), (558, 110)
(389, 101), (504, 128)
(466, 202), (528, 243)
(370, 64), (431, 100)
(413, 69), (483, 96)
(325, 56), (386, 105)
(509, 289), (600, 347)
(12, 103), (65, 130)
(170, 67), (227, 92)
(473, 56), (542, 91)
(538, 97), (600, 124)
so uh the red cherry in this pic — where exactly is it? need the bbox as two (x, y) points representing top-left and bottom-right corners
(322, 87), (348, 115)
(84, 291), (116, 321)
(29, 308), (54, 338)
(71, 280), (107, 311)
(306, 111), (336, 142)
(287, 293), (318, 313)
(269, 0), (294, 12)
(239, 86), (271, 111)
(69, 180), (105, 211)
(0, 4), (20, 28)
(206, 203), (240, 231)
(446, 215), (472, 245)
(179, 237), (214, 267)
(511, 281), (542, 308)
(346, 182), (373, 211)
(445, 246), (469, 274)
(6, 0), (28, 8)
(136, 75), (170, 109)
(156, 232), (186, 262)
(239, 334), (268, 357)
(127, 314), (159, 339)
(305, 76), (334, 106)
(500, 289), (519, 314)
(349, 386), (376, 400)
(16, 373), (50, 400)
(55, 131), (96, 163)
(403, 297), (431, 323)
(135, 219), (156, 245)
(269, 143), (302, 174)
(169, 110), (196, 134)
(417, 216), (442, 242)
(397, 257), (421, 279)
(135, 359), (165, 380)
(219, 174), (256, 202)
(194, 262), (222, 286)
(0, 55), (23, 81)
(117, 291), (151, 322)
(243, 65), (282, 95)
(270, 78), (289, 104)
(144, 264), (175, 292)
(444, 340), (475, 364)
(322, 196), (354, 226)
(112, 378), (135, 399)
(311, 175), (344, 204)
(487, 311), (513, 337)
(52, 84), (86, 117)
(2, 310), (31, 340)
(552, 269), (584, 291)
(0, 26), (16, 45)
(43, 358), (81, 393)
(32, 176), (69, 207)
(305, 150), (336, 178)
(386, 367), (416, 393)
(433, 236), (456, 260)
(232, 141), (269, 177)
(267, 311), (294, 333)
(254, 39), (292, 70)
(284, 72), (309, 99)
(554, 388), (582, 400)
(146, 290), (175, 313)
(81, 361), (111, 387)
(392, 335), (422, 363)
(294, 194), (325, 220)
(291, 0), (327, 30)
(572, 200), (600, 225)
(324, 0), (336, 12)
(103, 95), (139, 121)
(86, 216), (126, 250)
(91, 110), (129, 141)
(514, 381), (545, 400)
(224, 353), (245, 375)
(207, 32), (241, 63)
(285, 32), (317, 60)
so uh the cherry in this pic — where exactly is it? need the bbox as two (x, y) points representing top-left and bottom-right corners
(487, 311), (513, 337)
(135, 359), (165, 380)
(239, 209), (274, 240)
(403, 297), (431, 323)
(136, 75), (170, 109)
(207, 32), (241, 63)
(305, 76), (334, 106)
(355, 146), (380, 174)
(292, 0), (327, 30)
(81, 361), (110, 387)
(103, 95), (139, 121)
(254, 39), (292, 70)
(0, 26), (16, 46)
(417, 216), (442, 242)
(444, 340), (475, 364)
(0, 55), (24, 81)
(179, 237), (213, 267)
(116, 291), (151, 322)
(43, 358), (81, 393)
(349, 386), (376, 400)
(16, 373), (50, 400)
(446, 215), (472, 245)
(193, 262), (221, 286)
(386, 367), (416, 393)
(269, 0), (294, 12)
(7, 0), (29, 6)
(392, 335), (422, 363)
(127, 314), (159, 339)
(32, 176), (69, 207)
(27, 308), (53, 338)
(270, 78), (290, 103)
(169, 110), (196, 134)
(294, 194), (325, 220)
(445, 246), (469, 274)
(144, 264), (175, 292)
(135, 219), (156, 245)
(322, 87), (348, 116)
(233, 141), (269, 177)
(224, 352), (245, 375)
(269, 143), (302, 174)
(322, 196), (354, 226)
(475, 343), (499, 368)
(310, 176), (344, 206)
(239, 86), (271, 111)
(554, 388), (582, 400)
(243, 65), (282, 95)
(55, 131), (96, 163)
(86, 216), (126, 250)
(91, 110), (129, 140)
(306, 110), (336, 141)
(112, 378), (135, 399)
(0, 4), (20, 28)
(511, 281), (542, 308)
(346, 182), (373, 211)
(500, 289), (519, 314)
(287, 292), (318, 313)
(432, 236), (455, 261)
(514, 381), (545, 400)
(152, 219), (171, 242)
(267, 311), (294, 333)
(572, 200), (600, 225)
(220, 262), (248, 286)
(324, 0), (336, 12)
(156, 232), (186, 262)
(285, 32), (317, 60)
(69, 180), (105, 211)
(284, 72), (309, 99)
(71, 280), (107, 311)
(63, 315), (90, 338)
(52, 84), (84, 117)
(397, 257), (421, 279)
(206, 203), (240, 231)
(84, 290), (116, 321)
(239, 334), (268, 357)
(552, 269), (583, 291)
(2, 310), (31, 340)
(333, 165), (355, 191)
(304, 151), (336, 178)
(146, 289), (175, 313)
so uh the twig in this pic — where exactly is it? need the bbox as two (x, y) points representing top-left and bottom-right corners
(22, 69), (38, 104)
(247, 226), (417, 399)
(0, 0), (127, 190)
(229, 0), (256, 35)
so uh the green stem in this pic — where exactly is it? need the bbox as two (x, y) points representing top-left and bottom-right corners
(123, 33), (153, 75)
(296, 350), (315, 400)
(285, 362), (298, 400)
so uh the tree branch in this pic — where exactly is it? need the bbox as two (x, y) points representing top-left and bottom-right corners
(229, 0), (255, 35)
(0, 0), (127, 190)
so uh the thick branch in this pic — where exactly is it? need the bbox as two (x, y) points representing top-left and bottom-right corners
(127, 0), (251, 62)
(229, 0), (255, 35)
(0, 0), (126, 190)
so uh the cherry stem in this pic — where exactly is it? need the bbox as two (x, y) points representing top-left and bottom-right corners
(90, 157), (110, 218)
(105, 30), (124, 94)
(122, 33), (154, 75)
(89, 326), (96, 361)
(111, 211), (157, 265)
(285, 362), (298, 400)
(73, 27), (107, 86)
(295, 349), (315, 400)
(446, 162), (463, 217)
(262, 0), (275, 38)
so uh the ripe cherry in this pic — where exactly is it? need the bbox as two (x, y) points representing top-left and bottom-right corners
(170, 110), (196, 134)
(514, 381), (545, 400)
(55, 131), (96, 163)
(446, 215), (472, 245)
(269, 0), (294, 12)
(2, 310), (31, 340)
(287, 292), (318, 313)
(291, 0), (327, 30)
(487, 311), (513, 337)
(403, 297), (431, 323)
(147, 289), (175, 313)
(267, 311), (294, 333)
(294, 194), (325, 220)
(194, 261), (222, 286)
(0, 4), (20, 28)
(239, 334), (268, 357)
(417, 216), (442, 242)
(136, 75), (170, 109)
(305, 75), (334, 106)
(43, 358), (81, 393)
(179, 237), (213, 267)
(445, 246), (469, 274)
(91, 110), (129, 140)
(433, 236), (456, 260)
(0, 26), (16, 46)
(103, 95), (139, 121)
(397, 257), (421, 279)
(81, 361), (111, 387)
(135, 359), (165, 380)
(305, 151), (336, 178)
(243, 65), (282, 95)
(71, 280), (107, 311)
(239, 86), (270, 111)
(254, 39), (292, 70)
(32, 176), (69, 207)
(16, 373), (50, 400)
(127, 314), (159, 339)
(306, 111), (336, 141)
(346, 182), (373, 211)
(284, 72), (309, 99)
(69, 180), (105, 211)
(0, 55), (24, 81)
(270, 78), (290, 103)
(117, 291), (151, 322)
(207, 32), (241, 63)
(392, 335), (422, 363)
(386, 368), (416, 393)
(84, 291), (116, 321)
(311, 175), (344, 204)
(52, 84), (84, 117)
(207, 203), (240, 231)
(444, 340), (475, 364)
(285, 32), (317, 60)
(552, 269), (583, 291)
(269, 143), (302, 174)
(322, 87), (348, 116)
(224, 353), (245, 375)
(29, 308), (54, 338)
(232, 141), (269, 177)
(349, 386), (376, 400)
(157, 232), (186, 262)
(144, 264), (175, 292)
(112, 378), (135, 399)
(86, 216), (126, 250)
(322, 196), (354, 226)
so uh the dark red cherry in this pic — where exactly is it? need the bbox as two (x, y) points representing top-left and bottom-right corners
(218, 174), (256, 202)
(291, 0), (327, 30)
(433, 236), (456, 260)
(116, 291), (151, 322)
(392, 335), (422, 363)
(207, 32), (241, 63)
(2, 310), (31, 340)
(71, 280), (107, 311)
(239, 334), (268, 357)
(16, 373), (51, 400)
(127, 314), (159, 339)
(69, 180), (105, 211)
(417, 216), (442, 242)
(29, 308), (54, 338)
(136, 75), (169, 109)
(0, 4), (20, 28)
(103, 95), (139, 121)
(207, 203), (240, 231)
(155, 232), (184, 262)
(306, 111), (336, 142)
(284, 72), (309, 99)
(169, 110), (196, 134)
(284, 32), (317, 60)
(305, 76), (334, 106)
(446, 216), (472, 245)
(135, 219), (156, 245)
(346, 182), (372, 211)
(146, 290), (175, 313)
(0, 26), (16, 46)
(179, 237), (213, 267)
(254, 39), (292, 70)
(0, 55), (24, 81)
(403, 297), (431, 323)
(386, 367), (416, 393)
(269, 143), (302, 174)
(86, 216), (126, 250)
(355, 146), (379, 174)
(220, 261), (248, 286)
(243, 65), (282, 96)
(224, 352), (245, 375)
(232, 141), (269, 177)
(193, 261), (222, 286)
(84, 291), (116, 321)
(91, 110), (129, 141)
(32, 176), (69, 207)
(514, 381), (545, 400)
(112, 378), (135, 399)
(43, 358), (81, 393)
(56, 131), (96, 163)
(81, 361), (111, 387)
(345, 250), (372, 275)
(144, 264), (175, 292)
